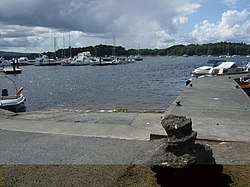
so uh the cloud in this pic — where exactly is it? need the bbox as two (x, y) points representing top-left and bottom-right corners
(223, 0), (239, 6)
(190, 9), (250, 43)
(0, 0), (201, 52)
(0, 0), (197, 33)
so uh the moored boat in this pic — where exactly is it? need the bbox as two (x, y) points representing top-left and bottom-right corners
(192, 60), (248, 77)
(134, 54), (143, 61)
(236, 77), (250, 97)
(61, 58), (74, 66)
(192, 66), (213, 77)
(0, 76), (26, 112)
(90, 56), (116, 66)
(18, 57), (35, 66)
(71, 51), (91, 66)
(35, 55), (61, 66)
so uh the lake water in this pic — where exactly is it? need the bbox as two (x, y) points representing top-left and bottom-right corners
(2, 56), (249, 112)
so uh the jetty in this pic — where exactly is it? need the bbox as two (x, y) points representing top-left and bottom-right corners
(3, 67), (22, 74)
(2, 58), (22, 74)
(0, 72), (249, 186)
(164, 72), (250, 142)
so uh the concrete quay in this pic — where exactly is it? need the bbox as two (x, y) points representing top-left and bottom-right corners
(165, 72), (250, 142)
(0, 110), (165, 141)
(0, 109), (166, 164)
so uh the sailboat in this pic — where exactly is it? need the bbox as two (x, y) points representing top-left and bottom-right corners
(90, 35), (119, 66)
(134, 40), (143, 61)
(61, 33), (75, 66)
(35, 37), (61, 66)
(225, 42), (231, 58)
(246, 45), (250, 58)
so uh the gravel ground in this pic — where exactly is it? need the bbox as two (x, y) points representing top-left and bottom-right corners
(1, 140), (249, 187)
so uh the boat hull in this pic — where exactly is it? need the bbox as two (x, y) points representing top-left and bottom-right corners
(3, 68), (22, 74)
(239, 83), (250, 97)
(0, 102), (26, 112)
(0, 95), (26, 112)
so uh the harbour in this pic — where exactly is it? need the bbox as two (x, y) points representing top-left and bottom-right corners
(1, 56), (249, 112)
(1, 0), (250, 185)
(1, 56), (205, 112)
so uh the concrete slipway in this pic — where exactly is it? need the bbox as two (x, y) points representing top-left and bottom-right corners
(0, 72), (250, 164)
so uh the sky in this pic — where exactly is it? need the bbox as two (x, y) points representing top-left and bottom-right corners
(0, 0), (250, 53)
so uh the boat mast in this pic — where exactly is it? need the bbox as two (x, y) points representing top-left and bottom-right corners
(62, 34), (66, 58)
(112, 35), (116, 57)
(69, 32), (72, 58)
(138, 39), (140, 55)
(54, 37), (57, 60)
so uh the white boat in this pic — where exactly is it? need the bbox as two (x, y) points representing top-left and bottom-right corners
(35, 55), (61, 66)
(116, 57), (128, 64)
(192, 66), (214, 77)
(192, 60), (243, 77)
(210, 61), (238, 75)
(127, 54), (143, 61)
(35, 55), (49, 66)
(90, 56), (117, 66)
(0, 76), (26, 112)
(192, 59), (225, 77)
(127, 56), (136, 63)
(61, 58), (74, 66)
(17, 57), (34, 66)
(134, 54), (143, 61)
(219, 54), (231, 58)
(72, 52), (91, 66)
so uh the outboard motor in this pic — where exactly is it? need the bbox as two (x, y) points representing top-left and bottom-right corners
(2, 88), (8, 96)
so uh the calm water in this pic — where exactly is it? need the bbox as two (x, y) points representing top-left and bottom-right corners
(2, 56), (249, 112)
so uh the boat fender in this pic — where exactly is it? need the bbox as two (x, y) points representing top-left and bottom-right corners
(16, 87), (23, 96)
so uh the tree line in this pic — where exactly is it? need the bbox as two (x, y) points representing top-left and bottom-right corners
(44, 42), (250, 58)
(2, 42), (250, 60)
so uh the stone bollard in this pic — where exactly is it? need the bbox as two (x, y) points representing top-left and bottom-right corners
(149, 115), (233, 186)
(162, 115), (197, 155)
(150, 115), (215, 166)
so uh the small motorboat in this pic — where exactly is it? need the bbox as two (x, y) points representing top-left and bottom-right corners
(191, 59), (226, 77)
(71, 51), (91, 66)
(0, 76), (26, 112)
(192, 66), (214, 77)
(192, 61), (243, 77)
(236, 77), (250, 97)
